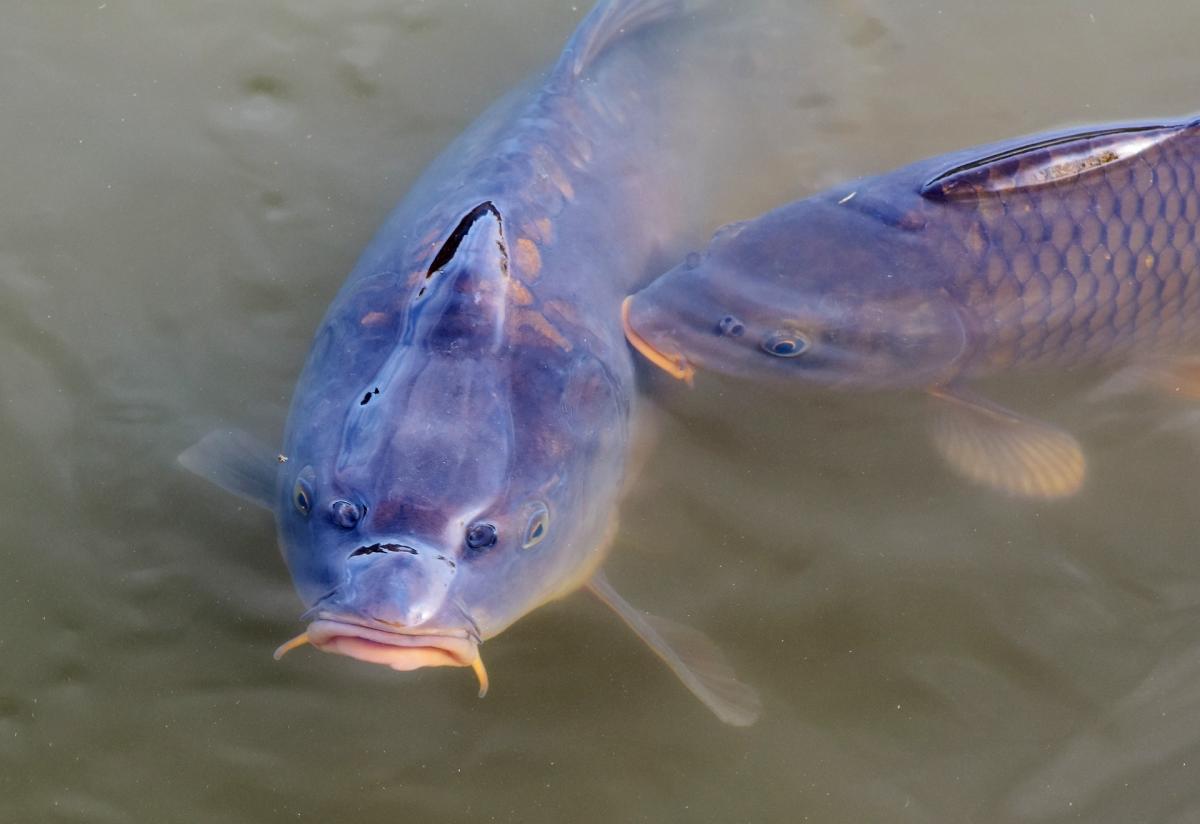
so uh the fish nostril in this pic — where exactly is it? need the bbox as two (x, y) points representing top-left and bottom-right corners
(330, 500), (363, 529)
(349, 542), (417, 558)
(716, 315), (745, 338)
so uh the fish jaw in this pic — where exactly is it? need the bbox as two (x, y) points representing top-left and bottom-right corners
(621, 296), (695, 385)
(304, 619), (478, 671)
(275, 618), (489, 696)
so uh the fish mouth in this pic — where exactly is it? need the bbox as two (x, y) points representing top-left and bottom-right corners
(621, 296), (695, 385)
(274, 618), (489, 696)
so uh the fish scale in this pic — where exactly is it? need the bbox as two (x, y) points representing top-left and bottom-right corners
(624, 114), (1200, 499)
(921, 125), (1200, 373)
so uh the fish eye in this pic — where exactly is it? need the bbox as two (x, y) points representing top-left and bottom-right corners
(330, 499), (362, 529)
(716, 315), (745, 337)
(293, 478), (313, 516)
(465, 522), (498, 551)
(761, 330), (810, 358)
(522, 502), (550, 550)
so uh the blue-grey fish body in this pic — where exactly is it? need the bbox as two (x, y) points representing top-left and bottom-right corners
(183, 0), (759, 725)
(625, 116), (1200, 498)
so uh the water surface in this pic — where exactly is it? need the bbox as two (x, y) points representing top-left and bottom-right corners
(4, 1), (1200, 821)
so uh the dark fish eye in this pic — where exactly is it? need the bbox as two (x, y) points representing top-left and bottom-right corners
(522, 502), (550, 550)
(330, 499), (362, 529)
(716, 315), (745, 337)
(293, 478), (313, 516)
(465, 522), (498, 551)
(761, 330), (810, 358)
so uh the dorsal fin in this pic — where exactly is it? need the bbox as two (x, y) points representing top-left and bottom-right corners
(408, 202), (510, 355)
(921, 120), (1192, 201)
(553, 0), (683, 83)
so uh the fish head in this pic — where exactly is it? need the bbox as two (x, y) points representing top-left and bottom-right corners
(275, 200), (627, 681)
(625, 194), (968, 390)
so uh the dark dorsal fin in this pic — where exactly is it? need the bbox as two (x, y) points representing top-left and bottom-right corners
(921, 120), (1191, 201)
(424, 201), (500, 285)
(553, 0), (683, 83)
(410, 202), (510, 355)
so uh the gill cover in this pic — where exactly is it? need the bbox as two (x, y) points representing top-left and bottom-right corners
(789, 288), (969, 388)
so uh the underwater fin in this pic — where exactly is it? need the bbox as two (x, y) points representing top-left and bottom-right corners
(1089, 358), (1200, 402)
(927, 387), (1085, 499)
(178, 428), (278, 510)
(1140, 359), (1200, 399)
(556, 0), (683, 81)
(587, 571), (761, 726)
(1086, 364), (1156, 402)
(621, 398), (664, 500)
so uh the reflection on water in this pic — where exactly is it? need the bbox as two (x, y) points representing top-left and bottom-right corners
(3, 1), (1200, 821)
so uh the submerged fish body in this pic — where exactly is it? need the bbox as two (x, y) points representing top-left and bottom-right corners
(182, 0), (760, 725)
(625, 115), (1200, 497)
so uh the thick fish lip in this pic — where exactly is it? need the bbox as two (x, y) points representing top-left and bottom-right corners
(621, 296), (695, 385)
(274, 616), (491, 697)
(302, 618), (479, 670)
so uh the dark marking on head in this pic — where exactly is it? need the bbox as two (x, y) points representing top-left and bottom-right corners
(350, 543), (418, 558)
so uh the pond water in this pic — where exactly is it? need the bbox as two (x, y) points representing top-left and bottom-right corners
(4, 1), (1200, 822)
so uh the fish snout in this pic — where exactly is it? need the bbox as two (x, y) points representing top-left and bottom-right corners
(334, 541), (458, 628)
(621, 296), (695, 384)
(275, 542), (487, 694)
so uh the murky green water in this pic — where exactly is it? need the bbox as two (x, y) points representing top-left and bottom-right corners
(5, 1), (1200, 822)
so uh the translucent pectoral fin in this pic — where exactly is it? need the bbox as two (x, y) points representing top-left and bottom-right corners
(621, 398), (664, 500)
(178, 428), (279, 510)
(1151, 360), (1200, 398)
(1089, 359), (1200, 402)
(587, 572), (761, 726)
(927, 386), (1085, 499)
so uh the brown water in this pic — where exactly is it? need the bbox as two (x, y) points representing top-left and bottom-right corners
(4, 1), (1200, 822)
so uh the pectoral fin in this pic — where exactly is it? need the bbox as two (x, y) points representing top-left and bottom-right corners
(621, 398), (664, 500)
(1090, 358), (1200, 402)
(178, 428), (279, 510)
(927, 387), (1085, 499)
(587, 572), (761, 726)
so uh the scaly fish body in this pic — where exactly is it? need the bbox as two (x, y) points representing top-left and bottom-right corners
(625, 115), (1200, 498)
(915, 118), (1200, 375)
(183, 0), (760, 725)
